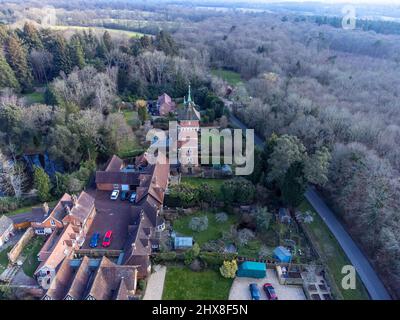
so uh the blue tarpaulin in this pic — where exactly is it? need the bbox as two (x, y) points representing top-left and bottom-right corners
(273, 246), (292, 263)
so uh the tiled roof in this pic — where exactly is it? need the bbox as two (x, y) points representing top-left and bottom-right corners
(63, 191), (95, 224)
(66, 256), (92, 299)
(35, 224), (78, 274)
(87, 257), (137, 300)
(95, 171), (141, 185)
(105, 155), (124, 172)
(44, 254), (75, 300)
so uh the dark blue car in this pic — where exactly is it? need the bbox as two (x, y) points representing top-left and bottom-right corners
(249, 283), (261, 300)
(89, 233), (100, 248)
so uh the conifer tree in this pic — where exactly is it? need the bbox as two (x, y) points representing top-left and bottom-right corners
(0, 49), (20, 91)
(5, 34), (33, 92)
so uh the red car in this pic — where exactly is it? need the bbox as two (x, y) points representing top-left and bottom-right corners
(263, 283), (278, 300)
(102, 230), (113, 247)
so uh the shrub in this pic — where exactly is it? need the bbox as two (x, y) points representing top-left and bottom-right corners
(221, 178), (255, 205)
(237, 228), (255, 246)
(220, 260), (238, 278)
(199, 252), (237, 267)
(153, 251), (177, 263)
(184, 243), (200, 265)
(189, 216), (209, 232)
(138, 279), (146, 291)
(215, 212), (228, 223)
(0, 197), (20, 214)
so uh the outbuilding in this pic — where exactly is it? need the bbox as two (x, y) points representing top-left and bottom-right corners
(237, 261), (266, 278)
(273, 246), (292, 263)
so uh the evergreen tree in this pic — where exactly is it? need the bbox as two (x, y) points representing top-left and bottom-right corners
(0, 49), (20, 91)
(5, 34), (33, 92)
(102, 31), (113, 52)
(51, 34), (71, 76)
(69, 34), (85, 69)
(281, 161), (307, 208)
(155, 30), (178, 56)
(33, 166), (52, 202)
(21, 22), (43, 51)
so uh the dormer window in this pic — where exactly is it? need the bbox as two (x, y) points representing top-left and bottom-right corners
(50, 220), (56, 227)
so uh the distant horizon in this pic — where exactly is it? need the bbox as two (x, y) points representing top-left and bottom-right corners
(192, 0), (400, 5)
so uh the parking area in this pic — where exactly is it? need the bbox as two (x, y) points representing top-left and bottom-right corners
(229, 269), (306, 300)
(81, 190), (133, 250)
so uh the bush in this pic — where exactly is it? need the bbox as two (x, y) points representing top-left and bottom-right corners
(215, 212), (228, 223)
(220, 260), (238, 278)
(138, 279), (147, 291)
(237, 228), (255, 246)
(153, 251), (177, 263)
(184, 243), (200, 265)
(221, 178), (255, 205)
(199, 252), (237, 267)
(189, 216), (209, 232)
(0, 197), (20, 214)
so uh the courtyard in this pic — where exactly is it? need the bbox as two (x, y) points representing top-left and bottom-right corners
(229, 268), (306, 300)
(81, 190), (133, 251)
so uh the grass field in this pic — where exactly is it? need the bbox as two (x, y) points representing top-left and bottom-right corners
(3, 200), (58, 217)
(23, 92), (45, 105)
(117, 110), (144, 158)
(299, 200), (369, 300)
(122, 110), (139, 127)
(162, 266), (233, 300)
(173, 211), (236, 246)
(181, 177), (225, 200)
(51, 25), (145, 38)
(21, 237), (45, 278)
(0, 247), (12, 274)
(211, 69), (242, 86)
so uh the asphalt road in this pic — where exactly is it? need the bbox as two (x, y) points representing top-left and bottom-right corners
(225, 100), (391, 300)
(305, 187), (391, 300)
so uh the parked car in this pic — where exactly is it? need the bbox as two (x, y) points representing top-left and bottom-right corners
(102, 230), (113, 247)
(263, 283), (278, 300)
(110, 190), (119, 200)
(249, 283), (261, 300)
(121, 191), (129, 201)
(129, 192), (137, 203)
(89, 233), (100, 248)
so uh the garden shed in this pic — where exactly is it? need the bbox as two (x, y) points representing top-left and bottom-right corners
(237, 261), (266, 278)
(273, 246), (292, 263)
(174, 236), (193, 250)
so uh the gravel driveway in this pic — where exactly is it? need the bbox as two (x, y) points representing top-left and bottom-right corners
(229, 269), (306, 300)
(143, 265), (167, 300)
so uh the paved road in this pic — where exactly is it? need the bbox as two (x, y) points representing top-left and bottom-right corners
(224, 99), (392, 300)
(305, 187), (391, 300)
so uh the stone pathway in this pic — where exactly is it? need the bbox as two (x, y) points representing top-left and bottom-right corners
(143, 265), (167, 300)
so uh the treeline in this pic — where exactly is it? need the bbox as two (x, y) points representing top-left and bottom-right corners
(174, 13), (400, 298)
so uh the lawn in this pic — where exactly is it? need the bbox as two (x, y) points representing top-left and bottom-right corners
(211, 69), (242, 86)
(162, 266), (233, 300)
(181, 177), (225, 200)
(21, 237), (45, 278)
(298, 199), (369, 300)
(237, 239), (263, 259)
(51, 25), (145, 38)
(173, 211), (237, 246)
(23, 92), (45, 105)
(0, 247), (12, 274)
(122, 110), (139, 127)
(3, 200), (58, 217)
